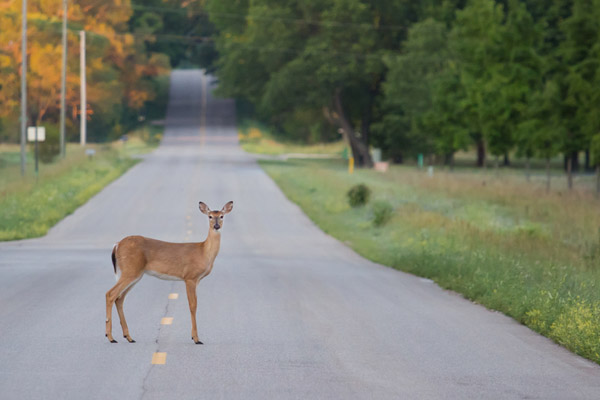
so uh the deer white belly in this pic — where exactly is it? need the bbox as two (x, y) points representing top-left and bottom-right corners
(145, 270), (182, 281)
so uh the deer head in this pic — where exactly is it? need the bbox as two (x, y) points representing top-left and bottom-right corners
(199, 201), (234, 232)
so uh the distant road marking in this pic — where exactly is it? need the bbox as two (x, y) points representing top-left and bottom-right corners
(186, 215), (191, 220)
(151, 352), (167, 365)
(168, 293), (178, 300)
(186, 230), (192, 235)
(200, 73), (207, 145)
(161, 317), (173, 325)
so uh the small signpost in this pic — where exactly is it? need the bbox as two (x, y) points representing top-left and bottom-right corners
(27, 126), (45, 176)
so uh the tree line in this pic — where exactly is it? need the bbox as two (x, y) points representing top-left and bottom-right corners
(0, 0), (212, 154)
(206, 0), (600, 187)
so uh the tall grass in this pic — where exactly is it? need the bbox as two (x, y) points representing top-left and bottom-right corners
(259, 158), (600, 364)
(0, 133), (158, 241)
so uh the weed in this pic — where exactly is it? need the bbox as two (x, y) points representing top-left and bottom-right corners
(347, 184), (371, 207)
(372, 200), (393, 227)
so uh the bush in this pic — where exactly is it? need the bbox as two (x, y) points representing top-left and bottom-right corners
(36, 125), (60, 164)
(372, 200), (393, 227)
(347, 184), (370, 207)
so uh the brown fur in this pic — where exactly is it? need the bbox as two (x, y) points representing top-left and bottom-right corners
(105, 201), (233, 344)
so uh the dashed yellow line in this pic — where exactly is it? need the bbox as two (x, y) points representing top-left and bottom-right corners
(161, 317), (173, 325)
(152, 352), (167, 365)
(168, 293), (178, 300)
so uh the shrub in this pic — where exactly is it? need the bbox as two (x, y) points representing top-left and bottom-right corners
(372, 200), (394, 227)
(38, 125), (60, 163)
(347, 184), (370, 207)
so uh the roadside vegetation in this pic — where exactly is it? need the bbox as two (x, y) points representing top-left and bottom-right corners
(0, 129), (161, 241)
(238, 121), (345, 156)
(208, 0), (600, 184)
(259, 157), (600, 365)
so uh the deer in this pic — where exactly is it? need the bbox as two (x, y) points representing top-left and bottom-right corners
(105, 201), (233, 344)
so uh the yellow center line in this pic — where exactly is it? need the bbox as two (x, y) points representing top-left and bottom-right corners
(168, 293), (178, 300)
(200, 73), (207, 146)
(161, 317), (173, 325)
(152, 352), (167, 365)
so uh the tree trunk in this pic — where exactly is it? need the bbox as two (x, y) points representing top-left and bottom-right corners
(567, 155), (573, 190)
(525, 158), (531, 182)
(503, 152), (510, 166)
(585, 149), (591, 172)
(571, 151), (579, 173)
(333, 89), (373, 168)
(546, 158), (551, 193)
(596, 165), (600, 198)
(360, 82), (379, 149)
(446, 152), (455, 171)
(476, 139), (486, 167)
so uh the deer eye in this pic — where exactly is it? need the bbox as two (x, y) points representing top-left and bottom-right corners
(220, 216), (223, 219)
(209, 216), (213, 219)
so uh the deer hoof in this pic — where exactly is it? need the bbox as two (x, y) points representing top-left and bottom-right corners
(110, 339), (118, 343)
(124, 336), (136, 343)
(192, 337), (203, 345)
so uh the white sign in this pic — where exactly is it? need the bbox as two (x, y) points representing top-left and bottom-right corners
(27, 126), (46, 142)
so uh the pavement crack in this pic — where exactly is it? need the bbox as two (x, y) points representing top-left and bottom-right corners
(139, 282), (177, 400)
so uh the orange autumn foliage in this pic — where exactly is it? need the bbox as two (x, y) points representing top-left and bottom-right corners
(0, 0), (169, 138)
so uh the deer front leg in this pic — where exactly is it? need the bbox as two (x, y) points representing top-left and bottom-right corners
(185, 279), (202, 344)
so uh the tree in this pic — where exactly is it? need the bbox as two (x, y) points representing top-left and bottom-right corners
(0, 0), (169, 143)
(449, 0), (506, 168)
(378, 19), (448, 161)
(207, 0), (425, 167)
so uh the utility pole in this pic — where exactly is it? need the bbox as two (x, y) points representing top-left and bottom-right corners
(79, 30), (86, 146)
(59, 0), (67, 157)
(20, 0), (27, 176)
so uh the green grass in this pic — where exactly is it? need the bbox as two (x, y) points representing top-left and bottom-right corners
(259, 158), (600, 364)
(238, 120), (346, 156)
(0, 129), (160, 241)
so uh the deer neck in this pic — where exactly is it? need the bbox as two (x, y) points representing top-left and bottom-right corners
(202, 228), (221, 262)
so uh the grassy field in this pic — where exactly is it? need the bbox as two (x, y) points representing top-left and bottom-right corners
(0, 129), (160, 241)
(237, 121), (346, 156)
(258, 157), (600, 364)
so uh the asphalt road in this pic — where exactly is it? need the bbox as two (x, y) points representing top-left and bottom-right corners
(1, 70), (600, 400)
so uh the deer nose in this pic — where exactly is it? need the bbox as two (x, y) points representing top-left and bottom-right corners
(214, 223), (220, 230)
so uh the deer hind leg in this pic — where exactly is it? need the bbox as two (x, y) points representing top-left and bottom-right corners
(185, 279), (202, 344)
(105, 275), (141, 343)
(115, 280), (140, 343)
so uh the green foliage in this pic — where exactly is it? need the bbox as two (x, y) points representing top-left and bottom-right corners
(206, 0), (427, 166)
(347, 184), (371, 207)
(204, 0), (600, 167)
(591, 134), (600, 166)
(38, 125), (60, 164)
(372, 200), (393, 227)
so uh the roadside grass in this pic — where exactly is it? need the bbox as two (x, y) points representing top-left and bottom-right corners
(259, 158), (600, 364)
(0, 129), (160, 241)
(238, 120), (345, 156)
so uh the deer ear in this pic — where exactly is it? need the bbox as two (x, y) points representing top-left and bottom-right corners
(199, 202), (210, 215)
(221, 201), (233, 214)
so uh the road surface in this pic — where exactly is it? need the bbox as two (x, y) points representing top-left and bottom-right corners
(1, 70), (599, 399)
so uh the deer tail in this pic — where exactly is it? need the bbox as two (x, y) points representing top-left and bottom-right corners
(111, 243), (119, 281)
